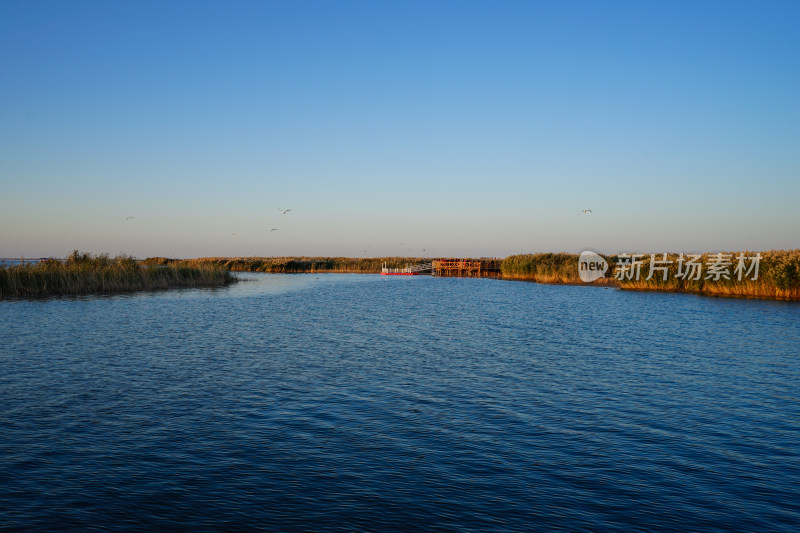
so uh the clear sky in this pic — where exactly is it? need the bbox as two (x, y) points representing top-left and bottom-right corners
(1, 1), (798, 258)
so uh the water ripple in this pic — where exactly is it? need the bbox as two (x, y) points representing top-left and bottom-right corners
(1, 274), (799, 531)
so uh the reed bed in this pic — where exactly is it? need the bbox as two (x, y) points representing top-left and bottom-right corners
(143, 256), (430, 274)
(613, 250), (800, 300)
(133, 250), (800, 301)
(0, 251), (235, 298)
(502, 250), (800, 300)
(501, 253), (618, 284)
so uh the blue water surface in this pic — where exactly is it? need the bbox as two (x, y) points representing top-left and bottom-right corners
(1, 274), (799, 531)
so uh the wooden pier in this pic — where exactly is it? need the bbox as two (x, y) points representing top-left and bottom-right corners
(432, 259), (502, 278)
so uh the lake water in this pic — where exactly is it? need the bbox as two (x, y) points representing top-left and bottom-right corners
(0, 259), (46, 267)
(1, 273), (799, 531)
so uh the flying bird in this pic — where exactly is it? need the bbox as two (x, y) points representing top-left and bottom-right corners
(232, 233), (237, 237)
(582, 209), (592, 214)
(278, 208), (292, 215)
(126, 216), (135, 220)
(269, 228), (278, 232)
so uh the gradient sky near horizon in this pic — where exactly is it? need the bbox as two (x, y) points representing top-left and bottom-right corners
(2, 1), (799, 258)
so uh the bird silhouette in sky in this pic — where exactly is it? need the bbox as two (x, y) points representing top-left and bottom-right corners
(269, 228), (278, 232)
(278, 208), (292, 215)
(582, 209), (592, 214)
(126, 216), (135, 220)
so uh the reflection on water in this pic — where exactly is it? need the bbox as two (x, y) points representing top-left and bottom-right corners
(1, 273), (799, 531)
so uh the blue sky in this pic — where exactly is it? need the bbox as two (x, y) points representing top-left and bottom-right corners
(1, 1), (798, 258)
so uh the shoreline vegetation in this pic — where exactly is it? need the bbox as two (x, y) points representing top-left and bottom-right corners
(142, 256), (431, 273)
(147, 251), (800, 302)
(502, 251), (800, 301)
(0, 251), (235, 298)
(3, 251), (798, 301)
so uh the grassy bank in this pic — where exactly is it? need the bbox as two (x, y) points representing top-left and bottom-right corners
(0, 251), (235, 297)
(143, 256), (429, 274)
(502, 253), (617, 284)
(502, 251), (800, 300)
(138, 251), (800, 302)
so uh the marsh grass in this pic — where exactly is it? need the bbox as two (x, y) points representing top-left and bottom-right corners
(134, 250), (800, 301)
(0, 250), (235, 298)
(501, 253), (618, 284)
(615, 250), (800, 300)
(502, 250), (800, 300)
(144, 256), (431, 274)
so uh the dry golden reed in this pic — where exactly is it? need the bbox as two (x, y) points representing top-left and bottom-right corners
(0, 251), (235, 298)
(502, 251), (800, 300)
(143, 256), (431, 274)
